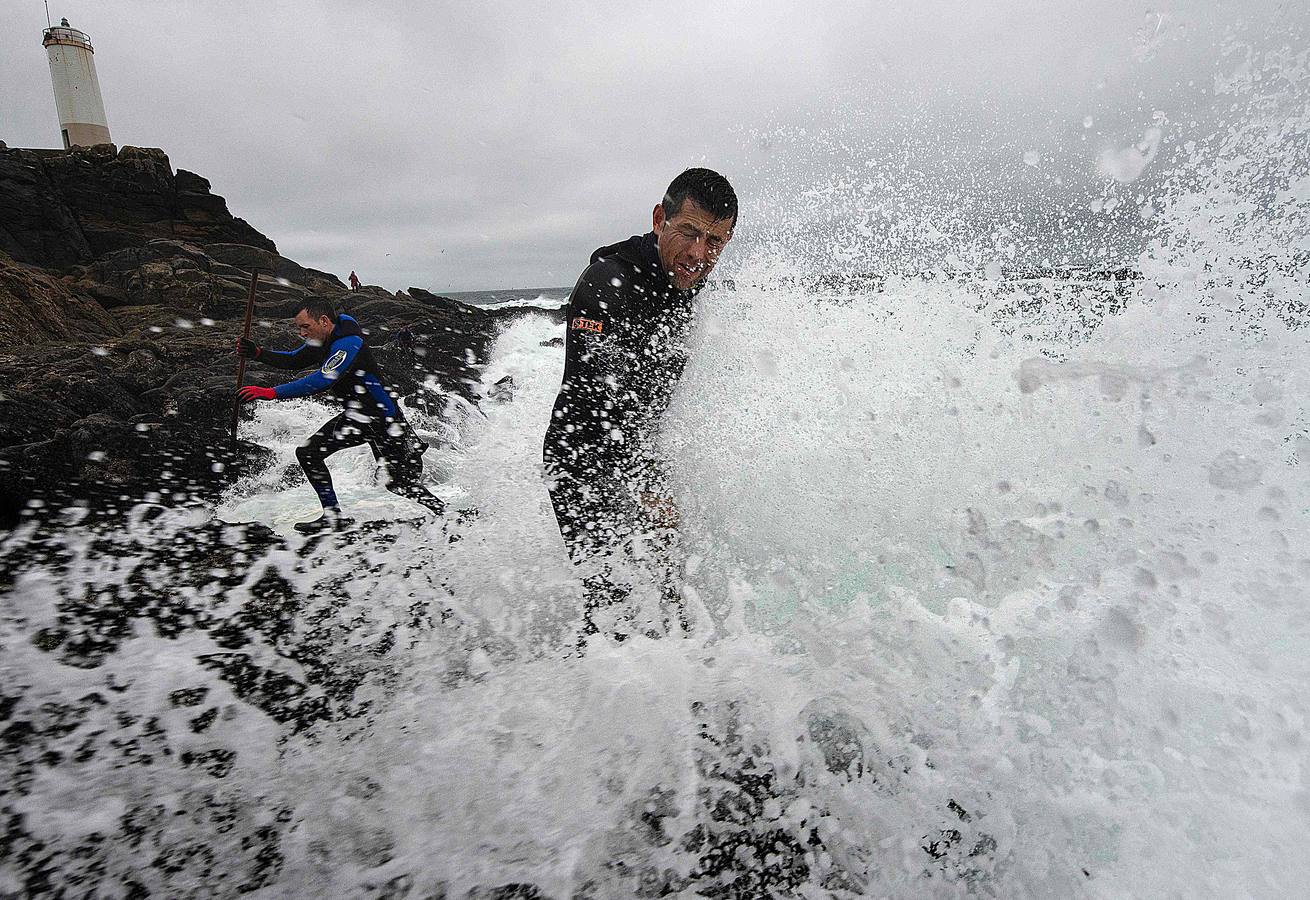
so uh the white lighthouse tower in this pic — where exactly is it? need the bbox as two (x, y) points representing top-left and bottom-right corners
(42, 17), (111, 149)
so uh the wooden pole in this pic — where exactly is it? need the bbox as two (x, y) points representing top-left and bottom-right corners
(230, 269), (260, 442)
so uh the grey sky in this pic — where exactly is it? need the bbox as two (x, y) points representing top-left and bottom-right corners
(0, 1), (1299, 291)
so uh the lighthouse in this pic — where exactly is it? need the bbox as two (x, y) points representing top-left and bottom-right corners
(42, 17), (111, 149)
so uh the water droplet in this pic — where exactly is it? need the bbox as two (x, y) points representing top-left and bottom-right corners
(1207, 450), (1263, 491)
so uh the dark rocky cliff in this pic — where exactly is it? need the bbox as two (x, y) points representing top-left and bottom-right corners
(0, 143), (555, 525)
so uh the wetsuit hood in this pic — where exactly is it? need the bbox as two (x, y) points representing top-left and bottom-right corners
(332, 313), (363, 339)
(316, 313), (362, 348)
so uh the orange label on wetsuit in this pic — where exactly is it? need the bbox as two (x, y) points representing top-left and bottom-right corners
(572, 317), (604, 333)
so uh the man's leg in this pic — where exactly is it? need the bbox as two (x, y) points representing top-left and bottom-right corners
(295, 414), (369, 511)
(370, 419), (445, 515)
(545, 462), (643, 642)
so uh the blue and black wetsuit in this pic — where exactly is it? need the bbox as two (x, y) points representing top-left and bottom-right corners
(257, 314), (443, 514)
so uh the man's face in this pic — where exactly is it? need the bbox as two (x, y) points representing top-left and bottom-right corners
(654, 199), (734, 291)
(294, 310), (335, 346)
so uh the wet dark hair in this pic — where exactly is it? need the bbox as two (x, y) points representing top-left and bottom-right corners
(297, 297), (338, 323)
(663, 168), (738, 226)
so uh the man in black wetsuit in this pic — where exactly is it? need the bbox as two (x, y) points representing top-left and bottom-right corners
(236, 297), (444, 533)
(543, 168), (737, 638)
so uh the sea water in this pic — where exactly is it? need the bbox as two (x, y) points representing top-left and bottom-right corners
(2, 43), (1309, 900)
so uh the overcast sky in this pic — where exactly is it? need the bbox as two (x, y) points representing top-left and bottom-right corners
(0, 1), (1300, 291)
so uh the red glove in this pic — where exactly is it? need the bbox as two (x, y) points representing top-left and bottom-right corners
(237, 386), (277, 402)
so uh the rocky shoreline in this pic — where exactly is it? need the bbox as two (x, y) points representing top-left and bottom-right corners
(0, 143), (561, 526)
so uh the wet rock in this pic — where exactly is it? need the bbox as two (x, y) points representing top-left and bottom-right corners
(920, 799), (1000, 887)
(0, 145), (269, 263)
(466, 885), (547, 899)
(406, 286), (454, 305)
(0, 148), (91, 268)
(805, 705), (872, 781)
(486, 374), (516, 402)
(0, 253), (120, 343)
(40, 144), (177, 255)
(204, 242), (279, 273)
(679, 700), (821, 896)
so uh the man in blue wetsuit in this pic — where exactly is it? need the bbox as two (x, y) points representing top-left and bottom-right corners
(236, 297), (444, 533)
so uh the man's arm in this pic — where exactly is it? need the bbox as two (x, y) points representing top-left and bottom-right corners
(560, 259), (625, 400)
(237, 337), (317, 371)
(273, 335), (362, 399)
(553, 259), (641, 476)
(260, 341), (317, 371)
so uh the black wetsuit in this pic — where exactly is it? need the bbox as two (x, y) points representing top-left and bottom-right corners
(257, 314), (442, 514)
(543, 232), (699, 631)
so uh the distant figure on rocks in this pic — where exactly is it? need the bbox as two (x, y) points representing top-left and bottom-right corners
(235, 297), (444, 533)
(543, 168), (736, 642)
(349, 271), (361, 292)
